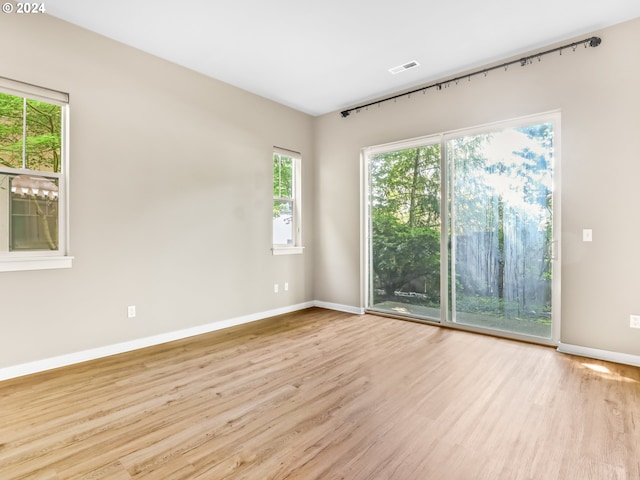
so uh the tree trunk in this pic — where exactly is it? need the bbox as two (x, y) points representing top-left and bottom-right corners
(31, 196), (57, 250)
(497, 195), (505, 300)
(408, 148), (421, 228)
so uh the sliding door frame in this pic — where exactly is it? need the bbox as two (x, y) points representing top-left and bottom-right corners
(361, 134), (443, 324)
(362, 111), (561, 346)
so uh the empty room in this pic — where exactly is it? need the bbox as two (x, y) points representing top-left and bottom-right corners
(1, 1), (640, 478)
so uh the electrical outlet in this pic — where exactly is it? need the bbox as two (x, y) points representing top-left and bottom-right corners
(284, 282), (289, 291)
(274, 283), (279, 293)
(630, 315), (640, 329)
(583, 229), (593, 242)
(127, 305), (136, 318)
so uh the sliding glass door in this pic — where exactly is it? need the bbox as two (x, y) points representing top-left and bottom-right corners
(447, 121), (556, 338)
(367, 139), (442, 320)
(365, 114), (559, 342)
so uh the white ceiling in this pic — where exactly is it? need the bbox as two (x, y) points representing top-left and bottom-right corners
(46, 0), (640, 116)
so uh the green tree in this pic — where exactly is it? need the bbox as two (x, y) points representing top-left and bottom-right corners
(0, 92), (61, 172)
(273, 153), (293, 218)
(449, 125), (553, 321)
(370, 145), (441, 305)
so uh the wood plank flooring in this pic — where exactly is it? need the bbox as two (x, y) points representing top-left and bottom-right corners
(1, 307), (639, 479)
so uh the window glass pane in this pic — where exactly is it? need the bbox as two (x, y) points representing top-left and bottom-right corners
(0, 81), (67, 261)
(368, 144), (442, 320)
(10, 174), (59, 251)
(25, 98), (61, 173)
(0, 93), (62, 173)
(448, 122), (554, 338)
(273, 200), (293, 245)
(0, 92), (24, 169)
(273, 154), (293, 199)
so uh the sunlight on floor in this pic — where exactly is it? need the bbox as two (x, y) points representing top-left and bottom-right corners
(581, 362), (639, 384)
(582, 363), (611, 374)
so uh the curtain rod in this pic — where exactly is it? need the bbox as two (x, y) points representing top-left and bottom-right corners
(340, 36), (602, 118)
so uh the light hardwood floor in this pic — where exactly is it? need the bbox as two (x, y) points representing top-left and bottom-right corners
(1, 308), (639, 479)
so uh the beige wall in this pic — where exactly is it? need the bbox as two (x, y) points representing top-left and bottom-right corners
(0, 14), (315, 368)
(1, 13), (639, 370)
(314, 18), (640, 356)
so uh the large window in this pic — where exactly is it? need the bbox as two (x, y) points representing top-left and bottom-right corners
(0, 78), (70, 271)
(272, 148), (303, 255)
(365, 113), (560, 344)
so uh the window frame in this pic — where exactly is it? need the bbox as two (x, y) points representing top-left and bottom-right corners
(362, 111), (561, 346)
(272, 147), (303, 255)
(0, 77), (72, 272)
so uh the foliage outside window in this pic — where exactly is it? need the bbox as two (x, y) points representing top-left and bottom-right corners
(366, 115), (557, 340)
(369, 143), (442, 315)
(0, 79), (70, 272)
(272, 149), (302, 255)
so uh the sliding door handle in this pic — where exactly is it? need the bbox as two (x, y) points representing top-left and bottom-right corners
(550, 240), (558, 260)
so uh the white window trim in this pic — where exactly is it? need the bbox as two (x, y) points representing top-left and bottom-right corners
(0, 77), (72, 272)
(272, 245), (305, 256)
(0, 255), (73, 272)
(272, 147), (304, 256)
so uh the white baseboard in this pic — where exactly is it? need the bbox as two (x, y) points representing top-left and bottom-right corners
(313, 301), (365, 315)
(557, 342), (640, 367)
(24, 302), (640, 383)
(0, 301), (315, 382)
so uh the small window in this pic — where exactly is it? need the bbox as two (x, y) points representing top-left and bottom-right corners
(272, 148), (303, 255)
(0, 78), (71, 272)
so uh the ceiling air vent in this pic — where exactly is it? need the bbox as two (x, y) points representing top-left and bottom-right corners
(389, 61), (420, 75)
